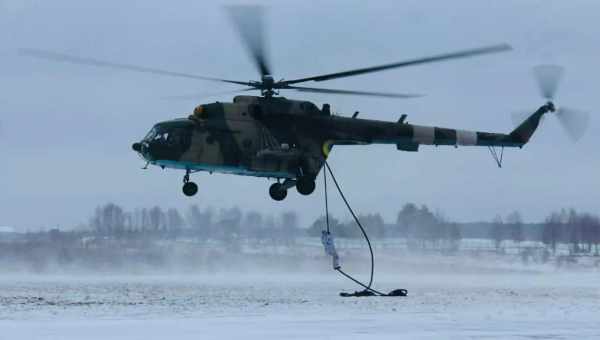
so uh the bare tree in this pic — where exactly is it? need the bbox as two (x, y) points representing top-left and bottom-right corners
(542, 212), (561, 255)
(166, 208), (185, 239)
(447, 222), (462, 250)
(148, 206), (165, 233)
(567, 209), (582, 254)
(591, 215), (600, 256)
(490, 215), (505, 252)
(280, 211), (299, 245)
(506, 211), (524, 250)
(90, 203), (126, 237)
(358, 213), (385, 239)
(186, 205), (213, 242)
(396, 203), (419, 239)
(242, 210), (264, 241)
(215, 207), (242, 243)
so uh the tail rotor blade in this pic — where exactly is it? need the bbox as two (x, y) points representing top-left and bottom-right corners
(533, 65), (564, 100)
(556, 106), (590, 142)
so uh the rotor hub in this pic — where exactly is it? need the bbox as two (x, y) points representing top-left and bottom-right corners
(261, 75), (274, 88)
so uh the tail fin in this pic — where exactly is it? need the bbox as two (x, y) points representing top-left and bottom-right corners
(509, 103), (554, 145)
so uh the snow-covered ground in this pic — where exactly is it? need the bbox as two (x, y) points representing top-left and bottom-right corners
(1, 260), (600, 340)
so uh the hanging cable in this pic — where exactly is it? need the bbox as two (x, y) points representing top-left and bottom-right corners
(322, 160), (407, 297)
(324, 163), (330, 233)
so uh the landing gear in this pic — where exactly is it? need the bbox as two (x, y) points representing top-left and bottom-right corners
(182, 170), (198, 197)
(268, 177), (315, 200)
(296, 176), (316, 195)
(183, 182), (198, 196)
(269, 182), (287, 201)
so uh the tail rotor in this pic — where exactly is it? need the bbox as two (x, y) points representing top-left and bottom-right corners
(517, 65), (590, 142)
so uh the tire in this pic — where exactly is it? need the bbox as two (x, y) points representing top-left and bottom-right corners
(269, 183), (287, 201)
(182, 182), (198, 196)
(296, 177), (316, 195)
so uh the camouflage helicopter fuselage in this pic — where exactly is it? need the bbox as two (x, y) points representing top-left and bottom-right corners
(133, 95), (551, 199)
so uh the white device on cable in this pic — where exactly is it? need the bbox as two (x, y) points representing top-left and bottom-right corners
(321, 230), (340, 269)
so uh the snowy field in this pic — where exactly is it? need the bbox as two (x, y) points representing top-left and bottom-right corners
(1, 260), (600, 340)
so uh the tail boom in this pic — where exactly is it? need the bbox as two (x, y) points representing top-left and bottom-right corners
(321, 104), (552, 151)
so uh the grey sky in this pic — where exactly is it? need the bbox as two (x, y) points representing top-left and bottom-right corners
(1, 0), (599, 230)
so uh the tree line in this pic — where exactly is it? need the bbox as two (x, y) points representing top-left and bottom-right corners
(541, 208), (600, 255)
(85, 202), (600, 255)
(488, 208), (600, 255)
(88, 203), (301, 246)
(306, 203), (461, 251)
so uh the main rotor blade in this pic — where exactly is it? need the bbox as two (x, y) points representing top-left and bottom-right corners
(226, 5), (271, 77)
(283, 44), (512, 85)
(162, 87), (256, 100)
(19, 48), (250, 86)
(284, 85), (422, 98)
(556, 106), (590, 142)
(533, 64), (564, 100)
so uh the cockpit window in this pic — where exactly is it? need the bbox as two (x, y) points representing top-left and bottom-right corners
(144, 127), (158, 141)
(145, 123), (192, 150)
(143, 126), (170, 142)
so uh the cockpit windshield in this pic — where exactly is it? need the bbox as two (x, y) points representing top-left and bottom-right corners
(143, 127), (158, 142)
(143, 125), (173, 143)
(143, 122), (193, 150)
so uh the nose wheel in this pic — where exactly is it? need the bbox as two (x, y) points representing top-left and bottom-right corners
(182, 170), (198, 197)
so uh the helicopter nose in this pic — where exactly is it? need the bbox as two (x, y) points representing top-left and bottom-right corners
(132, 142), (142, 152)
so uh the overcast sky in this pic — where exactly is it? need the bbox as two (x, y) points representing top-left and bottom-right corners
(1, 0), (599, 230)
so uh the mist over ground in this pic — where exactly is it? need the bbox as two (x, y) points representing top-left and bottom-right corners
(2, 201), (599, 339)
(1, 249), (599, 339)
(1, 201), (598, 275)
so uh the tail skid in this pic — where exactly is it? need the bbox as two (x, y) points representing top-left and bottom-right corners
(486, 103), (553, 168)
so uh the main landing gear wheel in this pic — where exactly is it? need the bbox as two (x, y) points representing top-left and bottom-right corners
(182, 181), (198, 197)
(269, 183), (287, 201)
(296, 177), (316, 195)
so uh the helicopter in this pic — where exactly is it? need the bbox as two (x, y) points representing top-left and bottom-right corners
(20, 6), (589, 201)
